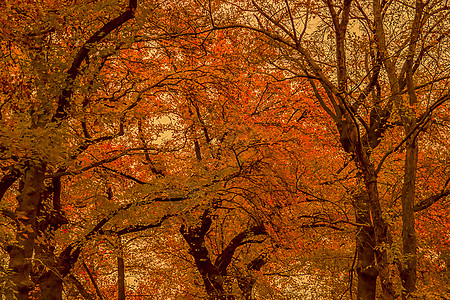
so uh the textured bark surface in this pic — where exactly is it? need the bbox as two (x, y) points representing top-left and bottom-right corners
(6, 163), (46, 300)
(362, 169), (395, 300)
(118, 238), (126, 300)
(35, 271), (63, 300)
(400, 119), (418, 300)
(354, 191), (378, 300)
(180, 212), (229, 299)
(181, 210), (266, 300)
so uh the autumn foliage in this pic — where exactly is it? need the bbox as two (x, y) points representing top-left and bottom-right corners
(0, 0), (449, 300)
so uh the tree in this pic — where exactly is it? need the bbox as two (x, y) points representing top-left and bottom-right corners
(205, 0), (450, 298)
(0, 0), (202, 298)
(2, 0), (449, 299)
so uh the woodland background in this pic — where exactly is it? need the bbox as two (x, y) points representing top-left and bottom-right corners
(0, 0), (449, 299)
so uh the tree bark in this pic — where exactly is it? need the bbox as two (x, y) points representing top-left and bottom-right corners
(118, 237), (126, 300)
(83, 262), (105, 300)
(360, 162), (395, 300)
(400, 97), (419, 299)
(181, 210), (266, 300)
(6, 162), (46, 300)
(399, 1), (423, 292)
(68, 274), (95, 300)
(400, 136), (418, 299)
(354, 191), (378, 300)
(35, 270), (63, 300)
(180, 212), (229, 299)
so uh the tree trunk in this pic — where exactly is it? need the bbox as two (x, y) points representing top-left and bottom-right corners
(400, 124), (418, 299)
(83, 262), (104, 300)
(400, 16), (421, 292)
(36, 271), (63, 300)
(180, 215), (229, 299)
(180, 210), (245, 300)
(34, 242), (65, 300)
(354, 191), (378, 300)
(362, 170), (395, 300)
(118, 237), (126, 300)
(68, 274), (95, 300)
(34, 176), (69, 300)
(353, 143), (395, 300)
(6, 163), (46, 300)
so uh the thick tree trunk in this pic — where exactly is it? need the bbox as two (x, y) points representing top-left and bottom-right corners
(333, 108), (395, 299)
(36, 271), (63, 300)
(181, 211), (265, 300)
(6, 163), (46, 300)
(362, 169), (395, 300)
(354, 191), (378, 300)
(180, 213), (230, 299)
(34, 176), (69, 300)
(353, 141), (395, 300)
(34, 242), (65, 300)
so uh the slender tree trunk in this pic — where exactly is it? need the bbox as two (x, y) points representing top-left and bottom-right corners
(83, 262), (104, 300)
(400, 124), (418, 299)
(354, 191), (378, 300)
(400, 13), (421, 292)
(68, 274), (95, 300)
(118, 237), (126, 300)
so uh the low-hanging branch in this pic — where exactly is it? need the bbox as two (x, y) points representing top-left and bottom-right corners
(57, 195), (185, 277)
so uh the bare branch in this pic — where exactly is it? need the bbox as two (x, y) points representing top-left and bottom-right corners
(214, 224), (266, 275)
(82, 262), (105, 300)
(414, 191), (450, 212)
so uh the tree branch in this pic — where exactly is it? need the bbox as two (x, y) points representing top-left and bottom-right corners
(214, 224), (266, 275)
(68, 274), (95, 300)
(83, 262), (105, 300)
(99, 165), (147, 184)
(108, 214), (176, 236)
(52, 0), (138, 121)
(58, 195), (185, 276)
(414, 177), (450, 212)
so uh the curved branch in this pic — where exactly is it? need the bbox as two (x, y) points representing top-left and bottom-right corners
(414, 191), (450, 212)
(52, 0), (138, 121)
(215, 224), (266, 275)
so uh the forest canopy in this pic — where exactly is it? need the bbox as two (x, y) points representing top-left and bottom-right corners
(0, 0), (449, 299)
